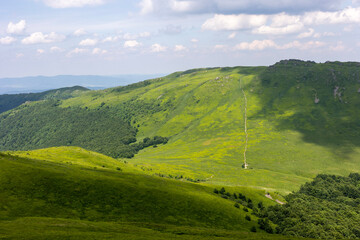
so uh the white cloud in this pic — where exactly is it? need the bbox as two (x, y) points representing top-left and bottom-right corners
(42, 0), (105, 8)
(203, 7), (360, 34)
(7, 20), (26, 34)
(278, 40), (325, 50)
(170, 0), (197, 13)
(103, 36), (120, 42)
(270, 13), (301, 27)
(67, 48), (88, 57)
(79, 38), (98, 46)
(92, 48), (107, 54)
(139, 0), (154, 14)
(16, 53), (24, 58)
(37, 49), (45, 54)
(297, 28), (314, 38)
(151, 43), (167, 52)
(202, 14), (267, 31)
(303, 7), (360, 25)
(0, 36), (16, 44)
(174, 45), (187, 51)
(191, 38), (199, 43)
(124, 40), (140, 48)
(253, 23), (304, 35)
(50, 46), (63, 53)
(22, 32), (65, 44)
(123, 33), (138, 40)
(235, 39), (276, 50)
(73, 28), (87, 36)
(234, 39), (325, 51)
(228, 32), (236, 39)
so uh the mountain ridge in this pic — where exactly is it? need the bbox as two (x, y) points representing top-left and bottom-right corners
(1, 60), (360, 194)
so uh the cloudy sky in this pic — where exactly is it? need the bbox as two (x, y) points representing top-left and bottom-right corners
(1, 0), (360, 77)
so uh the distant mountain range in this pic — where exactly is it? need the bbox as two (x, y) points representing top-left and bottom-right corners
(0, 74), (164, 94)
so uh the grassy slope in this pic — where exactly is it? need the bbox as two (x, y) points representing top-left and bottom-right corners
(2, 61), (360, 196)
(62, 62), (360, 194)
(0, 147), (300, 239)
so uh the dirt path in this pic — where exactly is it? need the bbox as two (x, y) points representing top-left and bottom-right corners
(265, 193), (285, 205)
(240, 80), (248, 169)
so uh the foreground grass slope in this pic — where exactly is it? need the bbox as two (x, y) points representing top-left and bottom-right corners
(2, 60), (360, 194)
(0, 148), (262, 228)
(0, 147), (299, 239)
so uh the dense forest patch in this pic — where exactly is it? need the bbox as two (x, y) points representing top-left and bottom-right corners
(266, 173), (360, 239)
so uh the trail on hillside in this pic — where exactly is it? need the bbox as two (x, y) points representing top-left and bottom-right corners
(240, 79), (248, 169)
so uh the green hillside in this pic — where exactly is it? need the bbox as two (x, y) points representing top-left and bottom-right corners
(2, 60), (360, 195)
(0, 85), (88, 114)
(0, 147), (300, 239)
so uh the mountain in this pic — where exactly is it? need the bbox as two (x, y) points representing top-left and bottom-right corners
(0, 86), (89, 114)
(2, 59), (360, 195)
(0, 74), (164, 94)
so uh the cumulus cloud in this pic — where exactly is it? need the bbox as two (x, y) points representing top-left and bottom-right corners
(235, 39), (276, 50)
(67, 48), (88, 57)
(7, 20), (26, 34)
(139, 0), (154, 14)
(174, 45), (187, 51)
(92, 48), (107, 54)
(50, 46), (63, 52)
(103, 36), (120, 42)
(138, 0), (342, 15)
(252, 23), (304, 35)
(22, 32), (65, 44)
(234, 39), (325, 51)
(202, 14), (267, 31)
(297, 28), (315, 38)
(203, 7), (360, 35)
(124, 40), (140, 48)
(42, 0), (105, 8)
(151, 43), (167, 52)
(303, 7), (360, 25)
(0, 36), (16, 44)
(79, 38), (98, 46)
(73, 28), (87, 36)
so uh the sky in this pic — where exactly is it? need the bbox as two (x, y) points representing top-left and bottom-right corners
(1, 0), (360, 77)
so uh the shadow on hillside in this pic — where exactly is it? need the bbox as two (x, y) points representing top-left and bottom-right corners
(248, 60), (360, 158)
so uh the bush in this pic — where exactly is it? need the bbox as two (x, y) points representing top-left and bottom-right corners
(250, 226), (257, 232)
(245, 215), (251, 221)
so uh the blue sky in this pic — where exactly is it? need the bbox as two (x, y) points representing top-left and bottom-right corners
(1, 0), (360, 77)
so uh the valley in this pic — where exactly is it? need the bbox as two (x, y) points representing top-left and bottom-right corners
(1, 60), (360, 239)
